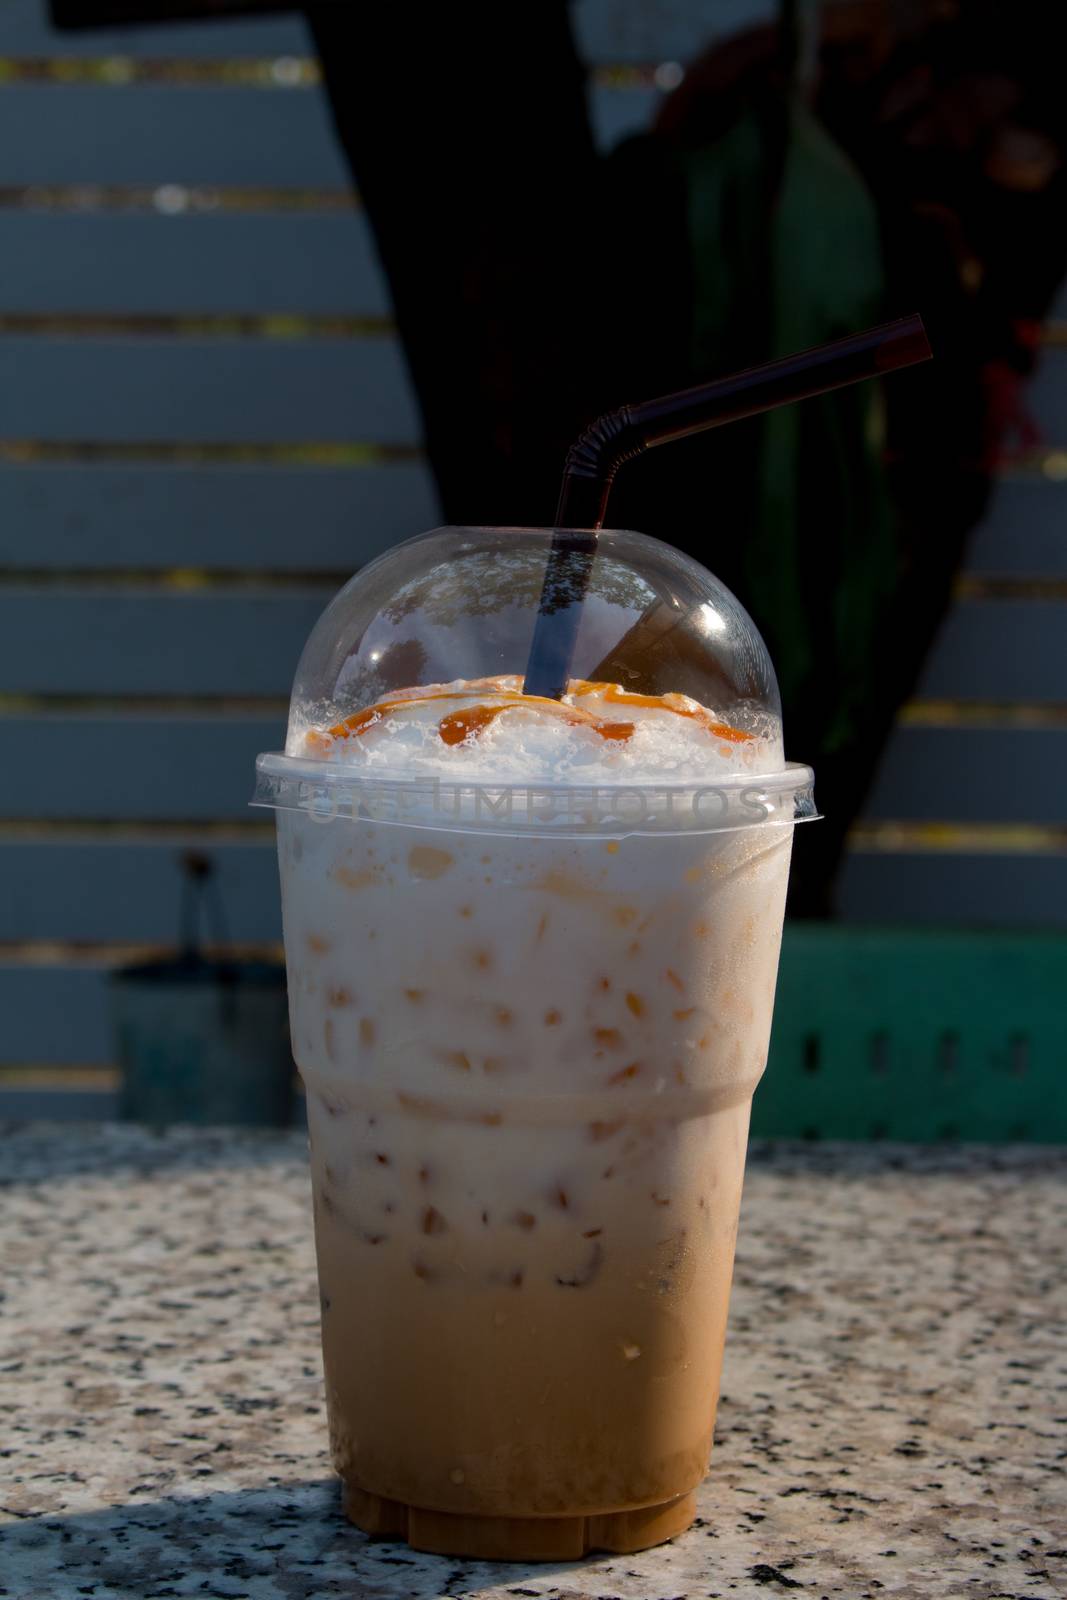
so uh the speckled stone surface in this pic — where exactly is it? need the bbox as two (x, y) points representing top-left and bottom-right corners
(2, 1126), (1065, 1600)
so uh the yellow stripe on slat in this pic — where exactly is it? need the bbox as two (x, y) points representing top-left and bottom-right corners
(0, 941), (284, 965)
(901, 700), (1067, 729)
(850, 822), (1067, 855)
(0, 568), (346, 591)
(0, 820), (275, 842)
(0, 184), (356, 213)
(0, 313), (393, 338)
(0, 1065), (119, 1090)
(954, 575), (1067, 602)
(0, 693), (289, 715)
(1000, 451), (1067, 480)
(0, 55), (319, 86)
(0, 440), (420, 464)
(1, 440), (1056, 471)
(0, 55), (317, 86)
(0, 57), (675, 88)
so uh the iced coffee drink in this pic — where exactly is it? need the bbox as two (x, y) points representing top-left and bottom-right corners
(256, 527), (814, 1559)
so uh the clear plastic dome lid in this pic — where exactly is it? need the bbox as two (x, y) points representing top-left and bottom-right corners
(253, 527), (816, 835)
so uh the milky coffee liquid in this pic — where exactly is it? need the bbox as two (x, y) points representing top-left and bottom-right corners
(277, 680), (793, 1557)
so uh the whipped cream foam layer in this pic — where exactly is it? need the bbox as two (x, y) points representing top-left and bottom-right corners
(295, 676), (782, 783)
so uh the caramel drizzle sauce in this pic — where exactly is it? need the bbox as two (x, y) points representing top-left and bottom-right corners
(570, 681), (752, 743)
(306, 677), (752, 752)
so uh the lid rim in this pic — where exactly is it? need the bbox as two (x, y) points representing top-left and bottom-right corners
(254, 750), (814, 791)
(251, 753), (817, 839)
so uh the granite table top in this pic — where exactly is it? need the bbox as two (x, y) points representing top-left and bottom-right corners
(2, 1125), (1064, 1600)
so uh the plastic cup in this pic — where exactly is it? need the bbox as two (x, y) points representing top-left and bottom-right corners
(254, 526), (815, 1559)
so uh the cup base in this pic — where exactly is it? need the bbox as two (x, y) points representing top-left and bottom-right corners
(342, 1480), (698, 1560)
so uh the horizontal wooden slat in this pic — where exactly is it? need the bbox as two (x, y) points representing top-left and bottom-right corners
(0, 4), (310, 57)
(915, 601), (1067, 701)
(576, 0), (774, 63)
(0, 210), (387, 314)
(0, 1073), (308, 1122)
(1026, 347), (1067, 441)
(0, 335), (418, 443)
(965, 478), (1067, 577)
(0, 461), (436, 568)
(0, 940), (286, 1068)
(861, 727), (1067, 825)
(839, 851), (1067, 926)
(0, 964), (112, 1062)
(1, 713), (281, 819)
(0, 589), (329, 694)
(0, 958), (284, 1065)
(0, 82), (350, 186)
(0, 83), (657, 188)
(0, 0), (747, 66)
(0, 839), (280, 942)
(0, 1084), (119, 1119)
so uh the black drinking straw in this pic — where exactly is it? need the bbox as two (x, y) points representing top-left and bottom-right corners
(522, 313), (932, 699)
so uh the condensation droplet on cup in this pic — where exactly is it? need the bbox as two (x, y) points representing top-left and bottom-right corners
(621, 1341), (642, 1361)
(450, 1467), (466, 1484)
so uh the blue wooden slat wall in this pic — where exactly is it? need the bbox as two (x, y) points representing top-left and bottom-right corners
(965, 476), (1067, 576)
(837, 857), (1067, 927)
(0, 2), (776, 63)
(1, 715), (284, 819)
(0, 0), (1064, 1118)
(0, 211), (390, 315)
(0, 964), (116, 1064)
(0, 82), (353, 186)
(1, 839), (280, 943)
(0, 8), (309, 53)
(0, 588), (331, 694)
(0, 82), (659, 187)
(0, 336), (418, 441)
(915, 603), (1067, 703)
(846, 728), (1067, 826)
(0, 462), (437, 568)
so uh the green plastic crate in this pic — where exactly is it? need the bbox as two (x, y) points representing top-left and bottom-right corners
(753, 925), (1067, 1142)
